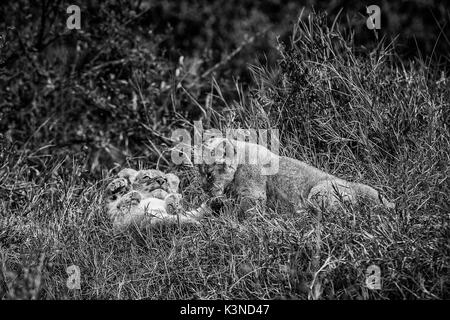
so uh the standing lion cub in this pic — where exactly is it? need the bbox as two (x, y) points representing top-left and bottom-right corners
(193, 137), (395, 217)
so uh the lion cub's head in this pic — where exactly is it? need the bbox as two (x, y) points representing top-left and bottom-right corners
(132, 169), (180, 199)
(105, 168), (180, 203)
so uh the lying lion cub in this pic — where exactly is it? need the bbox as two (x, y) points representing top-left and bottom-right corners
(194, 137), (395, 217)
(105, 168), (200, 230)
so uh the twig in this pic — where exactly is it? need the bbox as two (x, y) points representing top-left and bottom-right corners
(36, 0), (49, 49)
(309, 207), (323, 300)
(200, 28), (270, 79)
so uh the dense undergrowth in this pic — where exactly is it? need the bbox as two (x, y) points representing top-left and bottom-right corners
(0, 1), (449, 299)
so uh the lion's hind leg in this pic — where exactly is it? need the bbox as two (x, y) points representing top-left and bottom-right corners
(307, 180), (357, 211)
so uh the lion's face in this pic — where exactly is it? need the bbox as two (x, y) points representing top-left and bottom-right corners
(198, 137), (239, 194)
(198, 164), (214, 189)
(198, 161), (237, 197)
(132, 169), (180, 199)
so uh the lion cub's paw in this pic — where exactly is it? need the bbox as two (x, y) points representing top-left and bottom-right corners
(117, 191), (142, 211)
(105, 177), (131, 202)
(164, 193), (183, 215)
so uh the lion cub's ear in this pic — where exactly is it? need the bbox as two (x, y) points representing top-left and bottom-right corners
(165, 173), (180, 193)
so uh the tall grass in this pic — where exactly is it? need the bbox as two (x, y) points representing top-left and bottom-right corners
(0, 11), (448, 299)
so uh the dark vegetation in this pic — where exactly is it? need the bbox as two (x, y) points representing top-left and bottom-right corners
(0, 0), (448, 299)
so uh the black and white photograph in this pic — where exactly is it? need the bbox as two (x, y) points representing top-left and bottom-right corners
(0, 0), (449, 306)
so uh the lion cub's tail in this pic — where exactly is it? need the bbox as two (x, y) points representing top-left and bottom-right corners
(351, 182), (395, 209)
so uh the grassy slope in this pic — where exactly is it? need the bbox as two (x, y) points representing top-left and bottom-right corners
(1, 10), (449, 299)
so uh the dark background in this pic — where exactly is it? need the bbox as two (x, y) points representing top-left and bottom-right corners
(1, 0), (449, 174)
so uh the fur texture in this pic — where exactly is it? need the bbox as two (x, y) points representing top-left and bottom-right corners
(197, 137), (395, 216)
